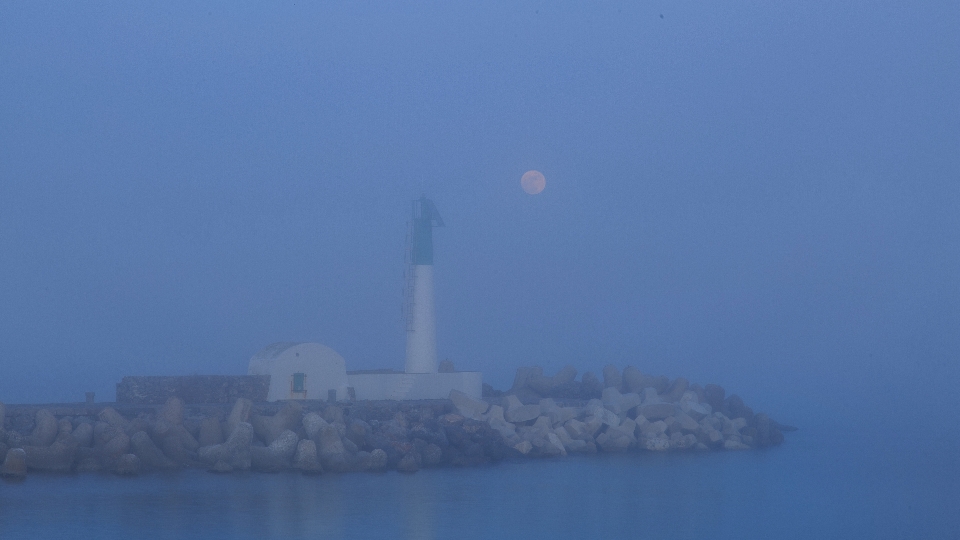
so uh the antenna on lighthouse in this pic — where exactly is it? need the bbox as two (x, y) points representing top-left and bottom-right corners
(404, 195), (443, 374)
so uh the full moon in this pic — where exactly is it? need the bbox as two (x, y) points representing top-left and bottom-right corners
(521, 170), (546, 195)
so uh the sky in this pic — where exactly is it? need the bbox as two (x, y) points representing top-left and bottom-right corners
(1, 1), (958, 426)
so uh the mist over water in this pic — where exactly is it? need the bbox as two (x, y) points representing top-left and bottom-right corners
(1, 1), (958, 537)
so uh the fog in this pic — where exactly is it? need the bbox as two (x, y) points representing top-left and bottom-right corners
(1, 2), (958, 428)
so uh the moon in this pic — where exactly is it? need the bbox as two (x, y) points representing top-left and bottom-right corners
(521, 170), (546, 195)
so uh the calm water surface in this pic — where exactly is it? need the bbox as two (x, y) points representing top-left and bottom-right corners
(1, 423), (957, 539)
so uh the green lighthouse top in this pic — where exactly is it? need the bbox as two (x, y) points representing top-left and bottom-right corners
(412, 195), (444, 265)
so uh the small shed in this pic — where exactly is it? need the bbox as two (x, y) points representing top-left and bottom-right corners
(247, 342), (350, 402)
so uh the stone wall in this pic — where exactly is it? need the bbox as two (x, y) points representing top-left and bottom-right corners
(116, 376), (270, 404)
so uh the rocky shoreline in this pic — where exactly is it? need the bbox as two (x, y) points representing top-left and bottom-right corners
(0, 365), (794, 480)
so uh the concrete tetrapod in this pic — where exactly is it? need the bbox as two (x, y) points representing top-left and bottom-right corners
(198, 422), (254, 472)
(250, 429), (299, 472)
(1, 448), (27, 480)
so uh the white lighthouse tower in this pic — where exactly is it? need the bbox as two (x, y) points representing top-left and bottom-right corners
(404, 195), (444, 374)
(342, 195), (481, 400)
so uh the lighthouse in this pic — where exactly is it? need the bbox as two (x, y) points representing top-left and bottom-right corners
(272, 194), (479, 401)
(404, 195), (444, 374)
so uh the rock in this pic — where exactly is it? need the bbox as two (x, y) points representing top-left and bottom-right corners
(723, 395), (754, 421)
(642, 436), (670, 451)
(71, 422), (94, 447)
(639, 419), (667, 437)
(57, 418), (73, 438)
(161, 433), (199, 467)
(438, 413), (464, 427)
(481, 383), (502, 397)
(531, 415), (552, 433)
(504, 404), (540, 424)
(342, 436), (359, 455)
(346, 419), (370, 449)
(539, 399), (574, 426)
(703, 384), (726, 411)
(486, 410), (518, 441)
(225, 398), (253, 438)
(125, 417), (152, 438)
(724, 439), (750, 450)
(98, 407), (129, 430)
(316, 425), (349, 473)
(252, 402), (303, 445)
(438, 359), (455, 372)
(115, 454), (141, 475)
(550, 381), (582, 400)
(251, 429), (299, 472)
(526, 371), (553, 395)
(677, 433), (699, 450)
(198, 422), (253, 471)
(602, 364), (622, 389)
(98, 432), (130, 468)
(293, 439), (323, 474)
(641, 387), (662, 404)
(672, 412), (701, 433)
(601, 387), (623, 414)
(563, 419), (591, 441)
(501, 395), (523, 412)
(701, 427), (723, 447)
(755, 414), (784, 447)
(0, 401), (5, 428)
(131, 431), (177, 469)
(580, 371), (603, 399)
(29, 409), (58, 447)
(397, 451), (421, 473)
(619, 393), (642, 415)
(302, 412), (330, 440)
(548, 365), (575, 387)
(422, 443), (443, 466)
(540, 432), (566, 456)
(594, 407), (620, 427)
(198, 416), (223, 447)
(581, 415), (603, 439)
(596, 426), (634, 452)
(11, 412), (34, 434)
(511, 366), (542, 392)
(171, 425), (200, 452)
(24, 440), (77, 472)
(154, 397), (184, 437)
(662, 377), (689, 403)
(680, 391), (711, 420)
(1, 448), (27, 480)
(513, 440), (533, 455)
(210, 460), (233, 473)
(622, 366), (645, 393)
(323, 405), (344, 424)
(75, 457), (101, 473)
(449, 390), (489, 421)
(512, 386), (543, 404)
(639, 403), (675, 421)
(367, 448), (388, 471)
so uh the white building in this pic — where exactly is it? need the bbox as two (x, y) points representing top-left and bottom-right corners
(247, 342), (351, 402)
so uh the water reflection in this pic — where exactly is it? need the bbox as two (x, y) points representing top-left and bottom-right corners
(2, 432), (958, 540)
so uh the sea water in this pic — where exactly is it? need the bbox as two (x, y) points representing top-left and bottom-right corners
(1, 420), (957, 540)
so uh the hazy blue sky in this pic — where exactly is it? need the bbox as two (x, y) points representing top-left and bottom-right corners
(2, 1), (958, 425)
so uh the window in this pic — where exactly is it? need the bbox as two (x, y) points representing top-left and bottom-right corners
(292, 372), (306, 393)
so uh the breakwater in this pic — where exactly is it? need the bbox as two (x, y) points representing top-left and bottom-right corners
(0, 365), (793, 479)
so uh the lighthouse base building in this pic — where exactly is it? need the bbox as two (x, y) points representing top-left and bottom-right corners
(248, 342), (482, 402)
